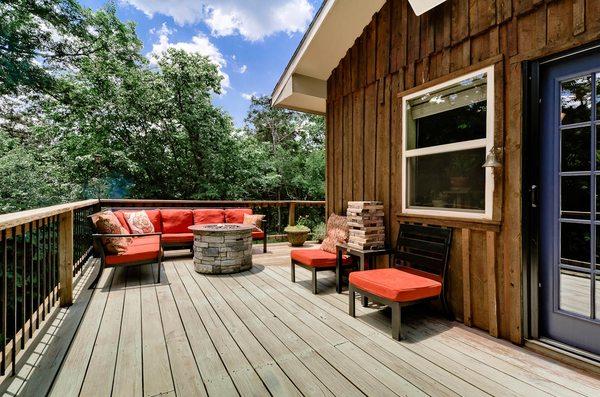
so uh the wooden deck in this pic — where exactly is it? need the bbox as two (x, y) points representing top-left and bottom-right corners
(5, 243), (600, 396)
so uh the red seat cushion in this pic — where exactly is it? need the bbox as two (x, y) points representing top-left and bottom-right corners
(252, 230), (265, 240)
(225, 208), (253, 224)
(349, 267), (442, 302)
(193, 209), (225, 224)
(291, 249), (350, 268)
(105, 236), (161, 266)
(161, 233), (194, 244)
(160, 209), (193, 233)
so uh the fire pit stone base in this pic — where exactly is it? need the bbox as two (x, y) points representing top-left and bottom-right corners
(189, 224), (253, 274)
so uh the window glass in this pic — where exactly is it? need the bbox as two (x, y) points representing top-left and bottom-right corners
(407, 73), (486, 150)
(561, 127), (590, 172)
(407, 148), (486, 211)
(560, 222), (591, 269)
(561, 76), (591, 125)
(559, 269), (590, 317)
(561, 176), (590, 220)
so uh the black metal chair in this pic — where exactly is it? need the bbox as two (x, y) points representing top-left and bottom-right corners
(349, 223), (453, 340)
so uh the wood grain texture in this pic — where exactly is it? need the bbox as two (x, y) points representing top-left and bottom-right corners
(324, 0), (600, 342)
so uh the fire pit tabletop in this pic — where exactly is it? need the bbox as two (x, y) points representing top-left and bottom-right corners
(188, 223), (255, 232)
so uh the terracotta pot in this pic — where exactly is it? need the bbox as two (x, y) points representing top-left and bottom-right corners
(286, 231), (310, 247)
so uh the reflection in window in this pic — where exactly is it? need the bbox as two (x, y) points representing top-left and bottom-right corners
(559, 269), (591, 317)
(561, 127), (590, 172)
(561, 76), (591, 125)
(560, 222), (591, 269)
(407, 149), (486, 211)
(561, 176), (590, 220)
(403, 69), (492, 216)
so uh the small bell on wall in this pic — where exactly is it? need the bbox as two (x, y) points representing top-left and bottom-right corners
(482, 146), (502, 168)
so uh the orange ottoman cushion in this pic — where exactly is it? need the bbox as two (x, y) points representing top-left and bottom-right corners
(160, 209), (193, 233)
(105, 235), (161, 266)
(193, 209), (225, 224)
(291, 249), (350, 268)
(252, 230), (265, 240)
(225, 208), (253, 224)
(349, 267), (442, 302)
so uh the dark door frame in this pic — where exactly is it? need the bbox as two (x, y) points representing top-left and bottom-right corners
(522, 41), (600, 353)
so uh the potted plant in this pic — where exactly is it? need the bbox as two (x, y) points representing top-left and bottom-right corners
(284, 222), (311, 246)
(312, 222), (326, 243)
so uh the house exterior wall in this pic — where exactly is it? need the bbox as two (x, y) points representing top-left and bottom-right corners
(326, 0), (600, 343)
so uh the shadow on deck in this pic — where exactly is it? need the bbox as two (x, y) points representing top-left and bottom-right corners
(2, 243), (600, 396)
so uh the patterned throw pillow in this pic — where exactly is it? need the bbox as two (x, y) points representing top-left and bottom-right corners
(90, 211), (132, 254)
(320, 213), (349, 254)
(125, 211), (155, 234)
(243, 214), (265, 231)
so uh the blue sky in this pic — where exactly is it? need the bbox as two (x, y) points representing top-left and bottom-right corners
(79, 0), (321, 126)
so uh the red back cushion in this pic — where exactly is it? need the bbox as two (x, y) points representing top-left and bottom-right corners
(224, 208), (253, 224)
(144, 209), (162, 232)
(160, 209), (193, 233)
(193, 209), (225, 224)
(114, 211), (131, 233)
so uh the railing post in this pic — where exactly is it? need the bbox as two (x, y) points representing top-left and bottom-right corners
(288, 202), (296, 226)
(58, 210), (73, 307)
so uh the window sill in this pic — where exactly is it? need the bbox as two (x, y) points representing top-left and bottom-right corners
(397, 212), (501, 232)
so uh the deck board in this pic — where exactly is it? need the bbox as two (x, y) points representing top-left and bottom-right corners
(23, 243), (600, 396)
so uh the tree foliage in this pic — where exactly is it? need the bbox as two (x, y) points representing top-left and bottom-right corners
(0, 1), (325, 214)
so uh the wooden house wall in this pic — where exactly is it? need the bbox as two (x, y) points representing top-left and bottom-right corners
(325, 0), (600, 343)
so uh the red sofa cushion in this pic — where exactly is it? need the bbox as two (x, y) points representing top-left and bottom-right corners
(349, 267), (442, 302)
(252, 230), (265, 240)
(225, 208), (253, 224)
(114, 211), (131, 233)
(160, 209), (193, 233)
(193, 209), (225, 224)
(291, 249), (350, 268)
(105, 236), (160, 266)
(162, 233), (194, 244)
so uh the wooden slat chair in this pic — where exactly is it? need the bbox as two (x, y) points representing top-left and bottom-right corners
(348, 223), (452, 340)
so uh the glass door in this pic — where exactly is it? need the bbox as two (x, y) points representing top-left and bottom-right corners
(539, 50), (600, 355)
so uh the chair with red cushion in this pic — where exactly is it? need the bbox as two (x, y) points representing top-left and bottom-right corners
(291, 249), (354, 294)
(90, 216), (163, 288)
(349, 224), (452, 340)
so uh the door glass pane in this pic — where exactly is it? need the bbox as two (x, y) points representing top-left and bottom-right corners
(406, 73), (487, 150)
(596, 73), (600, 118)
(560, 269), (591, 317)
(407, 148), (486, 211)
(596, 275), (600, 319)
(561, 176), (590, 219)
(561, 76), (591, 125)
(561, 127), (590, 171)
(561, 222), (591, 269)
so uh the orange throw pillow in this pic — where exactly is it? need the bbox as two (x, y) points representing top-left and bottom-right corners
(320, 213), (349, 254)
(125, 210), (155, 234)
(91, 211), (132, 254)
(243, 214), (265, 231)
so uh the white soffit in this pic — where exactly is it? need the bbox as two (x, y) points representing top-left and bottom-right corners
(272, 0), (386, 114)
(408, 0), (448, 16)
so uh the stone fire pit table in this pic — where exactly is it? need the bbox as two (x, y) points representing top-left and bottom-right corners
(189, 224), (254, 274)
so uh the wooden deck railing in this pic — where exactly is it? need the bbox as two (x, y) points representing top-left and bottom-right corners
(0, 198), (325, 377)
(0, 199), (99, 376)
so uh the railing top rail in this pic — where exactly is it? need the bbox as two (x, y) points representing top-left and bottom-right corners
(99, 199), (326, 207)
(0, 199), (99, 231)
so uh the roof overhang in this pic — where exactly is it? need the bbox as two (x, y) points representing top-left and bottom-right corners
(271, 0), (449, 114)
(271, 0), (386, 114)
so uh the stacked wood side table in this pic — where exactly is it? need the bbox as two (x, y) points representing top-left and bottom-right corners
(346, 201), (385, 250)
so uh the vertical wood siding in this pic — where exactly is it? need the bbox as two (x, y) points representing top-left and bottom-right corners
(325, 0), (600, 343)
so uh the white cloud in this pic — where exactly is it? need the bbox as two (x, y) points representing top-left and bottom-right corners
(122, 0), (314, 41)
(148, 23), (230, 91)
(241, 92), (256, 100)
(239, 64), (247, 74)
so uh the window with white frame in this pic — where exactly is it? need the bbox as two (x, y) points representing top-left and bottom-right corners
(402, 66), (494, 219)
